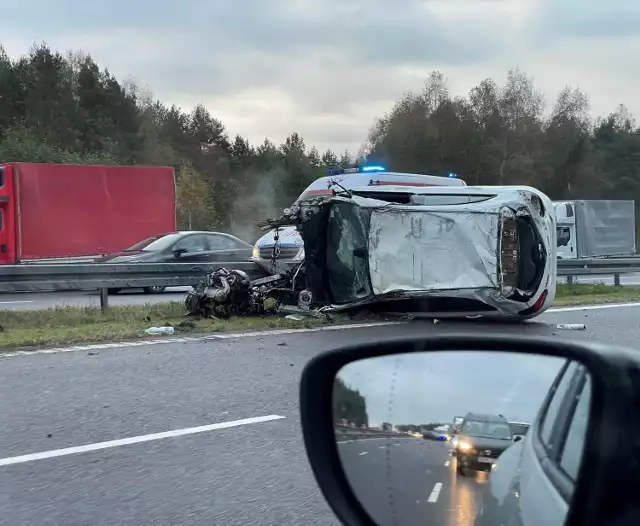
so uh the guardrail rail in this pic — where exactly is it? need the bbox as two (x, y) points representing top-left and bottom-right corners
(1, 256), (639, 311)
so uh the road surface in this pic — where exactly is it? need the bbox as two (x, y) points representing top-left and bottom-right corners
(339, 438), (483, 526)
(0, 305), (638, 524)
(2, 272), (640, 311)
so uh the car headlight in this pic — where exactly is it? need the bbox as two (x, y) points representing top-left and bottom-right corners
(458, 441), (472, 451)
(252, 246), (260, 258)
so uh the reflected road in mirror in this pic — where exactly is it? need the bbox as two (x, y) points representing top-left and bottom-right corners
(333, 351), (570, 526)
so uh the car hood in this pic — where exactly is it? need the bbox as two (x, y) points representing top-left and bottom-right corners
(458, 434), (513, 451)
(255, 226), (304, 249)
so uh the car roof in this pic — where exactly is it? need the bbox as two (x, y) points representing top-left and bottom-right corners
(463, 413), (509, 422)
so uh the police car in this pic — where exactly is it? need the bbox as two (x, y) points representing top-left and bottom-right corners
(252, 166), (466, 265)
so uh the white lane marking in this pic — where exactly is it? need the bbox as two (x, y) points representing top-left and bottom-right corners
(380, 446), (386, 449)
(444, 460), (450, 467)
(0, 322), (402, 359)
(548, 302), (640, 313)
(0, 415), (285, 467)
(359, 451), (368, 456)
(4, 300), (638, 359)
(427, 482), (443, 503)
(0, 301), (34, 305)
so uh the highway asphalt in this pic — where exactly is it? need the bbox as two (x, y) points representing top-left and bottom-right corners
(339, 438), (484, 526)
(0, 305), (639, 523)
(1, 272), (640, 311)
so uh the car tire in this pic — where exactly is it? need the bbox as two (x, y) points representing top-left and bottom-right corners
(108, 288), (122, 294)
(143, 286), (166, 294)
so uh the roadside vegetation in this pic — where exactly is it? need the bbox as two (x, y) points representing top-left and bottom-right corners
(554, 283), (640, 306)
(0, 303), (333, 349)
(1, 284), (639, 350)
(2, 44), (640, 242)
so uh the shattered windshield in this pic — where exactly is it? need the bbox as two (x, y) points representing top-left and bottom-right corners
(326, 203), (373, 304)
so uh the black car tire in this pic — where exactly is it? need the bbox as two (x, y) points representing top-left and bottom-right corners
(108, 288), (122, 294)
(143, 286), (166, 294)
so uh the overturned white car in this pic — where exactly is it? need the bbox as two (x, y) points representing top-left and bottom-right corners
(266, 185), (556, 320)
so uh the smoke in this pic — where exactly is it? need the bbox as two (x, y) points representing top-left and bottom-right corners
(228, 167), (290, 244)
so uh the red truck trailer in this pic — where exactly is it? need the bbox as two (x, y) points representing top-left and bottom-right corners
(0, 163), (176, 265)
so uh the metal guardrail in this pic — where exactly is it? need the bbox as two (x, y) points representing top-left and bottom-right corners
(0, 256), (640, 310)
(0, 262), (269, 310)
(334, 426), (407, 441)
(556, 257), (640, 286)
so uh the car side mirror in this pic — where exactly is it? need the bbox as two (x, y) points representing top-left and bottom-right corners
(299, 334), (640, 526)
(513, 435), (522, 443)
(173, 248), (187, 258)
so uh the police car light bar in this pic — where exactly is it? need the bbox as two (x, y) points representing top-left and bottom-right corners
(326, 165), (386, 176)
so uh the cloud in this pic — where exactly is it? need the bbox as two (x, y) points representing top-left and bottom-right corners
(2, 0), (638, 154)
(338, 351), (564, 426)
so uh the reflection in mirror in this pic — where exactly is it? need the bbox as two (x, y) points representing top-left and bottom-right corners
(333, 351), (592, 526)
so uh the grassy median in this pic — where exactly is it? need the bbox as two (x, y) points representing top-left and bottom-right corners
(1, 283), (639, 350)
(0, 302), (332, 349)
(554, 283), (640, 306)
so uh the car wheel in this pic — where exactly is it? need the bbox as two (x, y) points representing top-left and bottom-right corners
(108, 288), (122, 294)
(143, 286), (166, 294)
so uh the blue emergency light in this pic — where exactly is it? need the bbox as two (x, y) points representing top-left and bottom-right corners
(448, 172), (457, 178)
(326, 165), (386, 176)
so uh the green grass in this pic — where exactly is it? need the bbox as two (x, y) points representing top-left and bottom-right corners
(555, 283), (640, 306)
(1, 283), (638, 350)
(0, 302), (332, 350)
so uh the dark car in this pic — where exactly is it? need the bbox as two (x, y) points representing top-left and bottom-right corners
(454, 412), (513, 476)
(96, 231), (253, 294)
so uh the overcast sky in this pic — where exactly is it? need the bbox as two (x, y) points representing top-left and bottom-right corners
(338, 351), (566, 426)
(2, 0), (639, 155)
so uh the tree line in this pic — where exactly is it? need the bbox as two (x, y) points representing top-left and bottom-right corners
(1, 44), (639, 242)
(333, 377), (368, 428)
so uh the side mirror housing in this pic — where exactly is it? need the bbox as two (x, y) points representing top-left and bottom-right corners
(299, 334), (640, 526)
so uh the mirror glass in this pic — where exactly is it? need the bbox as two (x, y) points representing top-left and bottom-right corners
(333, 351), (592, 526)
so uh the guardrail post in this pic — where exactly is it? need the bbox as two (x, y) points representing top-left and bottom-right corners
(567, 276), (574, 285)
(614, 274), (621, 287)
(99, 288), (109, 312)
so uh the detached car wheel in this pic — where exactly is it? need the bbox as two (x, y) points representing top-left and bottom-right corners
(143, 286), (166, 294)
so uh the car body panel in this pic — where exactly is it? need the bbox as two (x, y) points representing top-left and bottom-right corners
(295, 185), (556, 319)
(475, 365), (578, 526)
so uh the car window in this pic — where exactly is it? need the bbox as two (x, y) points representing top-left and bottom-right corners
(173, 235), (207, 253)
(559, 375), (592, 481)
(207, 235), (240, 250)
(557, 226), (571, 247)
(540, 361), (580, 446)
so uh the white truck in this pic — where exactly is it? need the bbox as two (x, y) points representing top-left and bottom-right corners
(554, 200), (636, 259)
